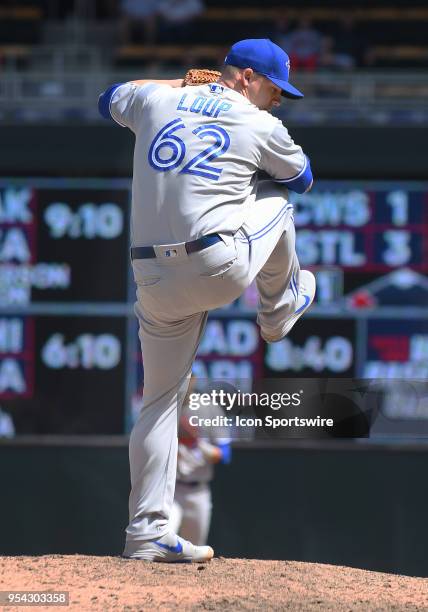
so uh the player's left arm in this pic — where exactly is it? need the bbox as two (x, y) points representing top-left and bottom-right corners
(98, 78), (182, 131)
(260, 121), (313, 194)
(98, 70), (218, 129)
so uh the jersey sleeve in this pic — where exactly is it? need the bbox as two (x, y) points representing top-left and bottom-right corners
(206, 405), (231, 466)
(98, 82), (163, 131)
(259, 121), (313, 194)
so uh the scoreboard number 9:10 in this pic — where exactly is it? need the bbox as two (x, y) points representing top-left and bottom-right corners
(44, 202), (123, 239)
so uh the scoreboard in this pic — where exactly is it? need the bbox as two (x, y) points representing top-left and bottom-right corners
(290, 183), (428, 307)
(0, 178), (427, 435)
(294, 185), (426, 271)
(0, 179), (131, 434)
(0, 182), (129, 304)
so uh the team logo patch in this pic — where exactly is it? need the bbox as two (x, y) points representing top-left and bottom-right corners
(209, 84), (224, 95)
(164, 249), (177, 257)
(286, 59), (291, 72)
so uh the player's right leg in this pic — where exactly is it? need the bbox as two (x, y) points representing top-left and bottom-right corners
(255, 223), (316, 341)
(236, 180), (316, 341)
(182, 179), (315, 339)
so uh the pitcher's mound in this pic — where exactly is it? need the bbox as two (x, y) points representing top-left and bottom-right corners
(1, 555), (427, 610)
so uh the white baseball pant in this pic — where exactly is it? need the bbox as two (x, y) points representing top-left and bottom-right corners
(125, 181), (300, 545)
(169, 482), (212, 546)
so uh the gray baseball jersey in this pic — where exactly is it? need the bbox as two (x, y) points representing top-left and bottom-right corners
(109, 82), (309, 245)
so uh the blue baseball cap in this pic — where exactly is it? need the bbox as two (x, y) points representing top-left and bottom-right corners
(224, 38), (304, 99)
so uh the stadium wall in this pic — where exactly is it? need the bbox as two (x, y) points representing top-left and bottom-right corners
(1, 125), (427, 179)
(0, 442), (427, 577)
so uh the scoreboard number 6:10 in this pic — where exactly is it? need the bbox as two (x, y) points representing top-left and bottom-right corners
(41, 333), (121, 369)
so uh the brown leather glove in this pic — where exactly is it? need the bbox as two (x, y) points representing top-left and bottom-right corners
(182, 68), (221, 86)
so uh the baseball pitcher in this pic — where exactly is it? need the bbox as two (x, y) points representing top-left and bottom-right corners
(99, 38), (315, 562)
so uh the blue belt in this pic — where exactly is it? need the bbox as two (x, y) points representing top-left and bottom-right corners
(131, 233), (222, 260)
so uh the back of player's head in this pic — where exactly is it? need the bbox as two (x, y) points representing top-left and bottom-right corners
(224, 38), (304, 99)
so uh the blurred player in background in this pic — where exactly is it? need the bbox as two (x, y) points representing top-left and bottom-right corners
(170, 377), (231, 545)
(0, 406), (15, 438)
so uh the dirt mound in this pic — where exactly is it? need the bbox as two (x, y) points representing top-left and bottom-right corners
(1, 555), (427, 611)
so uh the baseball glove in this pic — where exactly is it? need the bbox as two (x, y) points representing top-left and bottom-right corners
(182, 68), (221, 86)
